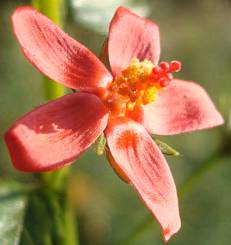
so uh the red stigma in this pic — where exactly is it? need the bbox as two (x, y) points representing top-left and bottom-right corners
(159, 61), (170, 72)
(151, 60), (181, 87)
(170, 60), (181, 72)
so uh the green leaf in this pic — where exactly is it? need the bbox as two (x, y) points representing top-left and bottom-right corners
(154, 139), (180, 156)
(20, 193), (53, 245)
(0, 180), (28, 245)
(70, 0), (151, 34)
(20, 190), (79, 245)
(20, 229), (35, 245)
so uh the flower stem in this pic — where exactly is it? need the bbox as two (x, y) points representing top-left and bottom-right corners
(31, 0), (68, 190)
(32, 0), (65, 27)
(31, 1), (79, 244)
(119, 152), (231, 245)
(32, 0), (66, 100)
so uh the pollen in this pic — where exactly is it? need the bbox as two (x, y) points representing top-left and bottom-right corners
(142, 86), (158, 105)
(106, 58), (181, 116)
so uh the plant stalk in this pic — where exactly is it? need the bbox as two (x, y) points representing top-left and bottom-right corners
(31, 1), (78, 244)
(32, 0), (66, 100)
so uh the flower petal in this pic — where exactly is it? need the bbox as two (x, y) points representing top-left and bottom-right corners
(108, 6), (160, 76)
(12, 7), (112, 91)
(105, 117), (181, 242)
(129, 79), (224, 135)
(5, 93), (109, 172)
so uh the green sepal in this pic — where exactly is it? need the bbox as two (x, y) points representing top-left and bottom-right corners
(95, 134), (107, 156)
(154, 138), (180, 156)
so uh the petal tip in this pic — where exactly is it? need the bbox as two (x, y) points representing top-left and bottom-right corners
(114, 6), (131, 15)
(12, 5), (34, 13)
(163, 219), (181, 243)
(11, 5), (35, 21)
(4, 127), (36, 172)
(214, 111), (224, 126)
(4, 128), (23, 172)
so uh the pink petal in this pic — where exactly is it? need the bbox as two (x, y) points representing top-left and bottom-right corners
(108, 6), (160, 76)
(12, 7), (112, 91)
(105, 117), (181, 242)
(129, 79), (224, 135)
(5, 93), (109, 172)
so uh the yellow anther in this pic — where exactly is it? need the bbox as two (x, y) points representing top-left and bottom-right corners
(107, 58), (161, 115)
(122, 58), (154, 82)
(142, 86), (158, 105)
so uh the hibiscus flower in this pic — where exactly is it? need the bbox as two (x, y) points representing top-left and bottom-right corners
(5, 6), (223, 241)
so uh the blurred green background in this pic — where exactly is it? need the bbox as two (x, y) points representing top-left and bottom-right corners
(0, 0), (231, 244)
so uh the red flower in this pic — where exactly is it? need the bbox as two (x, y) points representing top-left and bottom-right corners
(5, 6), (223, 241)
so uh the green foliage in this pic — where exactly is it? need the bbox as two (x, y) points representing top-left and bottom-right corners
(0, 180), (27, 245)
(20, 193), (53, 245)
(20, 189), (77, 245)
